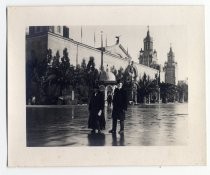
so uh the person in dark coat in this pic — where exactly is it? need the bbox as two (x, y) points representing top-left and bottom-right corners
(109, 81), (127, 134)
(88, 85), (105, 133)
(107, 92), (112, 108)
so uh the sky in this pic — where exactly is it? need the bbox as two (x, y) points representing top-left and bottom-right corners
(69, 25), (188, 81)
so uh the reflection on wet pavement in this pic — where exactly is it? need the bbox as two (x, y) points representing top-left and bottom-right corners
(27, 103), (188, 146)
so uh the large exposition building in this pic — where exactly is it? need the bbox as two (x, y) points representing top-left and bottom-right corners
(26, 26), (164, 82)
(26, 26), (179, 103)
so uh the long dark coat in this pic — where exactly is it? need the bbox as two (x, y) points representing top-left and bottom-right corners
(88, 91), (105, 130)
(112, 88), (127, 120)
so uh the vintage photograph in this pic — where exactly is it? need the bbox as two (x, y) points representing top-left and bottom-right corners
(26, 25), (188, 147)
(7, 6), (205, 166)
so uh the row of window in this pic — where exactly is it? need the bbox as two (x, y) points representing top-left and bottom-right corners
(144, 42), (153, 50)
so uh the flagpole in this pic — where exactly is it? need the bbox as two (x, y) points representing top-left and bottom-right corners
(81, 26), (83, 43)
(106, 35), (107, 47)
(94, 32), (96, 48)
(101, 31), (104, 69)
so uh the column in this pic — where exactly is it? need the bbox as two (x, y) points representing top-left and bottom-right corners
(158, 87), (161, 103)
(105, 86), (107, 106)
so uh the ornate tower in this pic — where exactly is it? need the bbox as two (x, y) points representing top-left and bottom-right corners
(144, 26), (153, 52)
(138, 26), (158, 67)
(164, 45), (178, 85)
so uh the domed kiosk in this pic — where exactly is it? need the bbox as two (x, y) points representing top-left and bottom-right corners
(98, 65), (117, 104)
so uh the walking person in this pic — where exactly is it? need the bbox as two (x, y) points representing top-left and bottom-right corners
(109, 80), (127, 134)
(88, 84), (105, 133)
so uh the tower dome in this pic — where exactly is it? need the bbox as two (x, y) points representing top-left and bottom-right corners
(99, 67), (108, 82)
(99, 65), (116, 84)
(106, 71), (116, 82)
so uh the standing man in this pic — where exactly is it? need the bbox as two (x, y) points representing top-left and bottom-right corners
(109, 80), (127, 134)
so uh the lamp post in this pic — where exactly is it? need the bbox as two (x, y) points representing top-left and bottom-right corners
(100, 31), (105, 70)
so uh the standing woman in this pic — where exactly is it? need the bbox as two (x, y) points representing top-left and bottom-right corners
(88, 84), (105, 133)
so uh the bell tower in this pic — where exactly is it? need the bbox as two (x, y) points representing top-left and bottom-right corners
(144, 26), (153, 51)
(138, 26), (157, 67)
(164, 44), (178, 85)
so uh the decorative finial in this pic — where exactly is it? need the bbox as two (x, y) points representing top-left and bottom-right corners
(106, 64), (109, 72)
(147, 26), (150, 36)
(170, 43), (173, 51)
(115, 35), (120, 44)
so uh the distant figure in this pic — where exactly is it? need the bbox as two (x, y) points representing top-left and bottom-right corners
(31, 96), (36, 105)
(109, 80), (127, 134)
(28, 98), (31, 105)
(107, 92), (112, 108)
(88, 84), (105, 133)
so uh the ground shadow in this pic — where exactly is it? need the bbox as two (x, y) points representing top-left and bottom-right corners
(87, 133), (106, 146)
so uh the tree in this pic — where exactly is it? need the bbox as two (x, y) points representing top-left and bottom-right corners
(52, 51), (60, 69)
(39, 48), (72, 104)
(177, 82), (188, 102)
(137, 73), (151, 103)
(110, 65), (117, 76)
(87, 56), (99, 89)
(159, 83), (178, 103)
(26, 50), (39, 103)
(81, 58), (87, 70)
(116, 67), (124, 83)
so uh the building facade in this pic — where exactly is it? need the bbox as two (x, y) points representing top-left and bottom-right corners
(26, 26), (160, 81)
(164, 46), (178, 85)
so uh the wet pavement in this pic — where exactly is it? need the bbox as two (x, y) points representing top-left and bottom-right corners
(26, 103), (188, 146)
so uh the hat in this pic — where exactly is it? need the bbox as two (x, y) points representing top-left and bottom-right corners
(117, 79), (123, 84)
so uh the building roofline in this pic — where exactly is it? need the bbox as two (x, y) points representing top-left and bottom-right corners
(26, 32), (159, 72)
(47, 32), (131, 61)
(119, 44), (132, 58)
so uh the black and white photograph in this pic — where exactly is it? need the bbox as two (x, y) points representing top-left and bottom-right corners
(26, 25), (188, 147)
(7, 6), (205, 166)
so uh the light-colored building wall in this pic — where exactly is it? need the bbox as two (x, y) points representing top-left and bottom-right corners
(133, 62), (159, 80)
(160, 71), (165, 83)
(48, 33), (159, 79)
(27, 32), (161, 81)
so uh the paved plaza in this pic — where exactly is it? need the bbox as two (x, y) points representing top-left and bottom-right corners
(27, 103), (188, 146)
